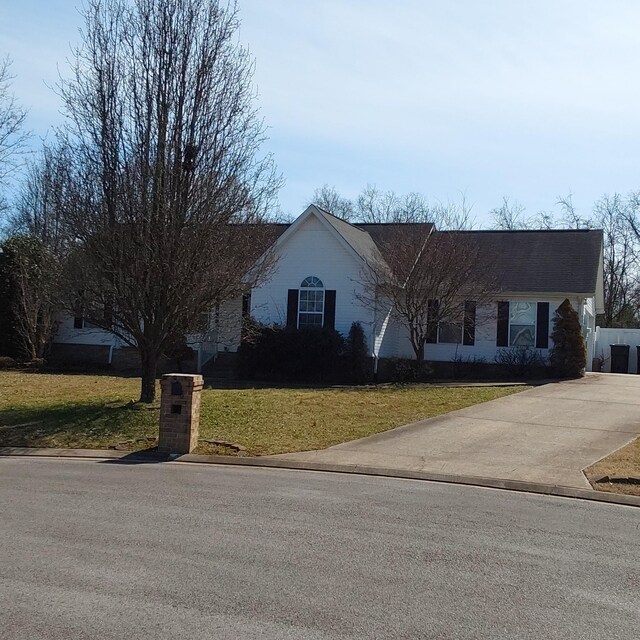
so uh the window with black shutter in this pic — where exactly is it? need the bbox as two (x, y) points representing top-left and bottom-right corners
(496, 301), (509, 347)
(323, 290), (336, 330)
(536, 302), (549, 349)
(463, 301), (476, 346)
(286, 289), (298, 327)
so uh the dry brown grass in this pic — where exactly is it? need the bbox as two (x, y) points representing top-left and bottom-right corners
(0, 371), (523, 455)
(584, 436), (640, 497)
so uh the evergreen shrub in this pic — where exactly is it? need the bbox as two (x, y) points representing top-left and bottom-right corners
(344, 322), (371, 383)
(550, 299), (586, 378)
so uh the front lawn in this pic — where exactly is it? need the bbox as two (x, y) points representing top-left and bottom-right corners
(0, 372), (523, 456)
(585, 437), (640, 497)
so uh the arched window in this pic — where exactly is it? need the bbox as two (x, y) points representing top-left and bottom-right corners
(298, 276), (324, 328)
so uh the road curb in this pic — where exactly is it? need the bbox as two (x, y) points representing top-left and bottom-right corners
(2, 446), (639, 508)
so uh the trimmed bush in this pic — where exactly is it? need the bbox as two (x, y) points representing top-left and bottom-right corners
(0, 356), (17, 370)
(237, 322), (345, 382)
(382, 357), (434, 383)
(495, 347), (549, 378)
(452, 354), (488, 379)
(550, 299), (586, 378)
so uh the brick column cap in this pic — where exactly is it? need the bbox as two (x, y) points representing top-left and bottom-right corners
(161, 373), (204, 387)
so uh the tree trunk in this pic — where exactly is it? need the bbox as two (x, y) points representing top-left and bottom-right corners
(36, 330), (48, 360)
(26, 337), (37, 362)
(139, 350), (158, 403)
(413, 341), (425, 364)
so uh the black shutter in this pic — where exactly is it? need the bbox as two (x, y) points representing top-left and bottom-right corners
(536, 302), (549, 349)
(323, 290), (336, 330)
(463, 301), (476, 346)
(426, 299), (439, 344)
(496, 301), (509, 347)
(286, 289), (298, 328)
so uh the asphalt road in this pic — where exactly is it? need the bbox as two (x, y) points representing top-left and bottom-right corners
(1, 459), (639, 640)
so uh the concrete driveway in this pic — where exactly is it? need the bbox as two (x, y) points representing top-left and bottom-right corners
(280, 373), (640, 488)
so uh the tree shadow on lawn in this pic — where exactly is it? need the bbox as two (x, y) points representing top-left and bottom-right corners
(0, 401), (158, 449)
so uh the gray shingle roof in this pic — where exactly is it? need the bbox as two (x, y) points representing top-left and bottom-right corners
(357, 222), (434, 249)
(439, 229), (603, 294)
(266, 210), (603, 296)
(313, 207), (386, 265)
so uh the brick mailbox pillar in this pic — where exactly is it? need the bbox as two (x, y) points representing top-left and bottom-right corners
(158, 373), (204, 455)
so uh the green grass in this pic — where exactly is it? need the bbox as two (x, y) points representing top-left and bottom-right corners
(0, 372), (523, 456)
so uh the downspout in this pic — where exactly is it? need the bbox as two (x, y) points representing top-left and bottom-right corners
(578, 296), (595, 372)
(373, 306), (393, 379)
(371, 303), (378, 378)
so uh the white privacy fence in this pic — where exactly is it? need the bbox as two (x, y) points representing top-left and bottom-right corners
(593, 327), (640, 374)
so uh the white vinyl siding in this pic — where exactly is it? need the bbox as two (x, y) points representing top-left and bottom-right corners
(250, 213), (375, 350)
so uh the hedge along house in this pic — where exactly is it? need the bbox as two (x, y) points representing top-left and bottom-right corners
(50, 204), (604, 373)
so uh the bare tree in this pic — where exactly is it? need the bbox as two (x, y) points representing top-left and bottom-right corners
(551, 192), (639, 327)
(311, 184), (476, 228)
(530, 210), (556, 230)
(356, 185), (435, 224)
(490, 196), (530, 230)
(312, 184), (355, 221)
(0, 57), (30, 216)
(600, 192), (640, 327)
(11, 143), (74, 256)
(0, 146), (73, 360)
(430, 196), (476, 230)
(1, 235), (60, 360)
(355, 185), (398, 223)
(556, 192), (590, 229)
(311, 184), (420, 223)
(359, 210), (496, 364)
(56, 0), (282, 402)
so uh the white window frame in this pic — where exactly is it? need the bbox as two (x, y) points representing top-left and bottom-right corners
(298, 276), (325, 329)
(508, 301), (537, 348)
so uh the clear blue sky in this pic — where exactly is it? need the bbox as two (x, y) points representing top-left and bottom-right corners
(2, 0), (640, 225)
